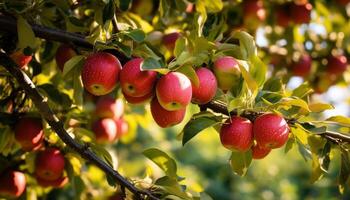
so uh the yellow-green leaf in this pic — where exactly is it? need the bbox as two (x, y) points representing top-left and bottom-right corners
(326, 116), (350, 127)
(237, 61), (258, 94)
(17, 16), (37, 49)
(309, 103), (334, 113)
(230, 150), (252, 176)
(176, 65), (199, 87)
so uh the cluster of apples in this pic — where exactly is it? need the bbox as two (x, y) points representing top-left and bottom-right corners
(220, 113), (290, 159)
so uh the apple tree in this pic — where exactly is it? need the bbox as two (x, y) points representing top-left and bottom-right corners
(1, 0), (350, 199)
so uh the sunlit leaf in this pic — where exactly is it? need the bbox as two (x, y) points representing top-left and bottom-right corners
(182, 117), (219, 146)
(230, 150), (252, 176)
(143, 148), (177, 178)
(17, 16), (37, 49)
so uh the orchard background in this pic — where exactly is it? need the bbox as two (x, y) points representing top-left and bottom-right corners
(1, 0), (350, 199)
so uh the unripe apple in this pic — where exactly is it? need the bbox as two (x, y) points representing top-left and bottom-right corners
(251, 144), (271, 159)
(92, 118), (117, 143)
(291, 54), (312, 77)
(123, 91), (153, 104)
(95, 96), (124, 119)
(326, 55), (348, 75)
(35, 148), (66, 181)
(156, 72), (192, 111)
(150, 97), (186, 128)
(213, 56), (241, 92)
(162, 32), (181, 51)
(14, 117), (44, 151)
(220, 116), (253, 152)
(192, 67), (217, 105)
(253, 113), (290, 149)
(55, 44), (77, 71)
(243, 0), (266, 29)
(82, 52), (122, 96)
(0, 170), (26, 198)
(120, 58), (158, 97)
(10, 50), (32, 69)
(115, 118), (128, 139)
(36, 175), (68, 188)
(336, 0), (350, 6)
(290, 2), (312, 24)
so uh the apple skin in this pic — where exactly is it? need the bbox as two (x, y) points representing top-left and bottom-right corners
(192, 67), (217, 105)
(150, 97), (186, 128)
(10, 50), (32, 69)
(336, 0), (350, 6)
(243, 0), (266, 29)
(213, 56), (241, 92)
(220, 116), (253, 152)
(123, 91), (153, 104)
(92, 118), (117, 143)
(115, 118), (128, 139)
(326, 55), (348, 75)
(120, 58), (158, 97)
(95, 96), (124, 119)
(162, 32), (181, 51)
(291, 54), (312, 77)
(275, 6), (290, 27)
(35, 148), (66, 181)
(55, 44), (77, 71)
(36, 175), (68, 188)
(82, 52), (122, 96)
(156, 72), (192, 111)
(0, 170), (26, 198)
(251, 144), (271, 159)
(14, 117), (44, 151)
(253, 113), (290, 149)
(290, 2), (312, 24)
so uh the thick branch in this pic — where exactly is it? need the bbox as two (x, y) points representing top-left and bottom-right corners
(0, 53), (158, 200)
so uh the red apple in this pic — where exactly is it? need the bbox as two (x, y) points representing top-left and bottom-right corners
(253, 113), (290, 149)
(82, 52), (122, 96)
(156, 72), (192, 111)
(213, 56), (241, 92)
(115, 118), (128, 139)
(186, 3), (194, 13)
(251, 144), (271, 159)
(36, 175), (68, 188)
(275, 6), (290, 27)
(120, 58), (158, 97)
(0, 170), (26, 198)
(123, 91), (153, 104)
(35, 148), (66, 181)
(220, 116), (253, 152)
(291, 54), (312, 77)
(95, 96), (124, 119)
(291, 2), (312, 24)
(10, 50), (32, 69)
(14, 117), (44, 151)
(162, 32), (181, 51)
(92, 118), (117, 143)
(243, 0), (266, 29)
(326, 55), (348, 75)
(150, 97), (186, 128)
(55, 44), (77, 71)
(336, 0), (350, 6)
(192, 67), (217, 105)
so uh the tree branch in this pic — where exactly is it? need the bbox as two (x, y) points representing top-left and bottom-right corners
(0, 53), (159, 200)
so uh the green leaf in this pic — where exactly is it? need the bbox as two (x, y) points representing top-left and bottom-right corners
(278, 98), (310, 112)
(155, 176), (191, 200)
(90, 143), (114, 168)
(62, 55), (85, 77)
(249, 55), (267, 87)
(73, 67), (84, 108)
(72, 176), (86, 200)
(37, 84), (72, 107)
(326, 116), (350, 127)
(176, 65), (199, 87)
(17, 16), (37, 49)
(103, 0), (115, 24)
(117, 0), (131, 11)
(181, 117), (219, 146)
(143, 148), (177, 178)
(237, 62), (258, 94)
(122, 29), (146, 43)
(203, 0), (223, 13)
(113, 41), (132, 57)
(174, 38), (186, 58)
(339, 149), (350, 193)
(141, 57), (169, 74)
(233, 31), (256, 59)
(291, 83), (313, 98)
(291, 125), (308, 145)
(230, 150), (252, 176)
(309, 103), (334, 113)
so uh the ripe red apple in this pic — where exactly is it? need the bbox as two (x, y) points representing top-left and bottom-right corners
(150, 97), (186, 128)
(291, 54), (312, 77)
(243, 0), (266, 29)
(192, 67), (217, 105)
(275, 6), (290, 27)
(82, 52), (122, 96)
(326, 55), (348, 75)
(213, 56), (241, 92)
(15, 117), (44, 151)
(0, 170), (26, 198)
(123, 91), (153, 104)
(162, 32), (181, 51)
(92, 118), (117, 143)
(36, 175), (68, 188)
(120, 58), (158, 97)
(220, 116), (253, 152)
(115, 118), (128, 139)
(253, 113), (290, 149)
(95, 96), (124, 119)
(336, 0), (350, 6)
(55, 44), (77, 71)
(290, 2), (312, 24)
(251, 144), (271, 159)
(156, 72), (192, 111)
(10, 50), (32, 69)
(35, 148), (66, 181)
